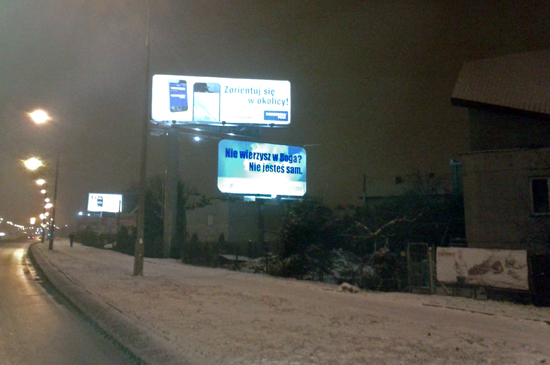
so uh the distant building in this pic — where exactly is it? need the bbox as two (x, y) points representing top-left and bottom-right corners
(452, 49), (550, 253)
(186, 198), (287, 244)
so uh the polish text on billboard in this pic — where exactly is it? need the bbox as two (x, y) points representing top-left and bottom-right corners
(218, 140), (306, 196)
(152, 75), (291, 126)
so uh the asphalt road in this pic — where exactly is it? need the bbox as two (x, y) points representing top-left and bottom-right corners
(0, 240), (136, 365)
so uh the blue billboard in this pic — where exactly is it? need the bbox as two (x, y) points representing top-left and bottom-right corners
(218, 140), (306, 196)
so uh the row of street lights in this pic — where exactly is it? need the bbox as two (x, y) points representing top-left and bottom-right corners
(22, 109), (59, 250)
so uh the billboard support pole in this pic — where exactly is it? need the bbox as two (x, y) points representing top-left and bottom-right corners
(257, 199), (267, 272)
(163, 127), (179, 258)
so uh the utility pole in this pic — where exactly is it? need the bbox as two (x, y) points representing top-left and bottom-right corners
(134, 0), (151, 276)
(48, 149), (60, 250)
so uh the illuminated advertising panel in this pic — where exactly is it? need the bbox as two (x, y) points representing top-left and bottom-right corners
(152, 75), (291, 126)
(436, 247), (528, 290)
(218, 140), (306, 196)
(87, 193), (123, 213)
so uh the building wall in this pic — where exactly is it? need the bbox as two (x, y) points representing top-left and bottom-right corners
(186, 199), (287, 243)
(186, 200), (229, 242)
(461, 148), (550, 251)
(469, 108), (550, 151)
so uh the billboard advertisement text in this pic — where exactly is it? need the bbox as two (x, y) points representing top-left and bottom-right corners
(152, 75), (291, 126)
(218, 140), (306, 196)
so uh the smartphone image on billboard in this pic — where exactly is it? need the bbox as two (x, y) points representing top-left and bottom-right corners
(169, 80), (188, 112)
(193, 82), (220, 123)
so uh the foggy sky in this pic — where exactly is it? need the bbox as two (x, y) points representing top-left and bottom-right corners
(1, 0), (549, 226)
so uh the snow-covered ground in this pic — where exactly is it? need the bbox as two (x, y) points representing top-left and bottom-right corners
(30, 240), (550, 365)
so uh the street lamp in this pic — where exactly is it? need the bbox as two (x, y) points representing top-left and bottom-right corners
(134, 0), (151, 276)
(23, 158), (47, 243)
(28, 109), (51, 125)
(28, 110), (60, 250)
(23, 157), (43, 171)
(36, 180), (48, 242)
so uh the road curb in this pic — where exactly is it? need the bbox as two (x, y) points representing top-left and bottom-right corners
(28, 242), (190, 365)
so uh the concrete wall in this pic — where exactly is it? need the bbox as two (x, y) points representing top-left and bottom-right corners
(461, 148), (550, 252)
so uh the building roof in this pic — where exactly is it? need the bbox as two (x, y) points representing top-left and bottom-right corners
(452, 49), (550, 118)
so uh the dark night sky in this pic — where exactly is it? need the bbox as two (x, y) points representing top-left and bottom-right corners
(1, 0), (549, 227)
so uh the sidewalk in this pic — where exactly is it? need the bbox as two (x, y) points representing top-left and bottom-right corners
(29, 240), (550, 365)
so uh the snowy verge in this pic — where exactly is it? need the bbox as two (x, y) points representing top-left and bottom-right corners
(30, 240), (550, 365)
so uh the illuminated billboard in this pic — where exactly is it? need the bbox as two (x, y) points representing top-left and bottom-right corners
(218, 140), (306, 197)
(151, 75), (291, 126)
(436, 247), (528, 291)
(87, 193), (123, 213)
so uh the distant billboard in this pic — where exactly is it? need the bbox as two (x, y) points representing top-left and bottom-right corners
(436, 247), (528, 291)
(151, 75), (291, 126)
(87, 193), (122, 213)
(218, 140), (306, 197)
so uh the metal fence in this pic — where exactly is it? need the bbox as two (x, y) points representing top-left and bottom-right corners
(407, 242), (435, 294)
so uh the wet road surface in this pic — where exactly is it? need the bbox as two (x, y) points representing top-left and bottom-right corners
(0, 241), (136, 364)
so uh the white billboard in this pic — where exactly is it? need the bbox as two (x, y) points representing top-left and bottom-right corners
(87, 193), (123, 213)
(218, 140), (306, 197)
(436, 247), (529, 290)
(151, 75), (291, 126)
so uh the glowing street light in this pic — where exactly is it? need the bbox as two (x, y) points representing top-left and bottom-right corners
(45, 203), (53, 209)
(28, 109), (51, 125)
(37, 178), (48, 243)
(28, 109), (59, 251)
(23, 157), (43, 171)
(30, 217), (36, 225)
(45, 198), (50, 203)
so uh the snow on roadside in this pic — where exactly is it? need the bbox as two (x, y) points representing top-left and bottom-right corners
(35, 241), (550, 364)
